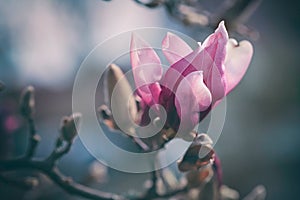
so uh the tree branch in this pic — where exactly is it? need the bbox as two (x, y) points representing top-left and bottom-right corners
(25, 117), (40, 158)
(0, 159), (127, 200)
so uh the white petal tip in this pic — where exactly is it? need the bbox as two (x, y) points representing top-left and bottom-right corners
(216, 21), (228, 38)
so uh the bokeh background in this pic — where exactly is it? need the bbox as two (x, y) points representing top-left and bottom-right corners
(0, 0), (299, 199)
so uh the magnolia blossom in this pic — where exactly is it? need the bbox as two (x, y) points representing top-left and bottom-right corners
(130, 21), (253, 136)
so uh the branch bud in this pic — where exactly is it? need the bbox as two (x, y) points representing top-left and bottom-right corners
(20, 86), (35, 118)
(60, 113), (82, 142)
(178, 133), (214, 172)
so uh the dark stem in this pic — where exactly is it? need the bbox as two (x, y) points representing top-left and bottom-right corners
(45, 140), (73, 166)
(25, 117), (40, 158)
(49, 167), (126, 200)
(0, 159), (127, 200)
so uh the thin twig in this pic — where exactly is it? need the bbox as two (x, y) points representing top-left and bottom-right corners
(0, 157), (188, 200)
(45, 141), (73, 165)
(0, 80), (192, 200)
(0, 159), (127, 200)
(25, 117), (40, 158)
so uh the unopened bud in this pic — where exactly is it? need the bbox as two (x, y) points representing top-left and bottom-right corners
(60, 113), (82, 142)
(196, 134), (213, 146)
(105, 64), (137, 135)
(178, 133), (214, 172)
(20, 86), (35, 118)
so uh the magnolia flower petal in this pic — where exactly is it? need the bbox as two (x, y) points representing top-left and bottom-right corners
(162, 32), (193, 65)
(191, 21), (228, 101)
(225, 39), (253, 94)
(175, 71), (212, 131)
(138, 82), (161, 106)
(202, 49), (227, 102)
(201, 21), (228, 70)
(161, 48), (201, 98)
(163, 21), (229, 102)
(188, 71), (212, 111)
(130, 33), (163, 105)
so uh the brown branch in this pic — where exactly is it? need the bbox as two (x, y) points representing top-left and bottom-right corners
(25, 117), (40, 158)
(0, 158), (127, 200)
(0, 109), (128, 200)
(45, 139), (73, 166)
(48, 168), (126, 200)
(126, 0), (260, 40)
(0, 83), (192, 200)
(0, 157), (189, 200)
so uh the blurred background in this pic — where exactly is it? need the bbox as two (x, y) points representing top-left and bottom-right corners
(0, 0), (299, 199)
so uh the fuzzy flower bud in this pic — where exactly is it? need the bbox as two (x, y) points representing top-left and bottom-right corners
(178, 134), (214, 172)
(20, 86), (35, 118)
(104, 64), (137, 135)
(60, 113), (82, 142)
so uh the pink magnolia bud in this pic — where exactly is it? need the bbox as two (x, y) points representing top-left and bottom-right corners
(130, 21), (253, 136)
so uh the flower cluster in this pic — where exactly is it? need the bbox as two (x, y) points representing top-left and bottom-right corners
(129, 21), (253, 139)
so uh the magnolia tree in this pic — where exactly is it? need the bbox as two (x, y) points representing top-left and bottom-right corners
(0, 20), (266, 200)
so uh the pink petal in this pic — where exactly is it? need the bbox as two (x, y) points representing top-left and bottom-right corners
(198, 49), (226, 102)
(191, 21), (228, 101)
(162, 32), (193, 65)
(175, 71), (212, 131)
(224, 39), (253, 94)
(161, 49), (201, 98)
(161, 21), (229, 104)
(130, 33), (163, 105)
(137, 82), (161, 106)
(201, 21), (228, 70)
